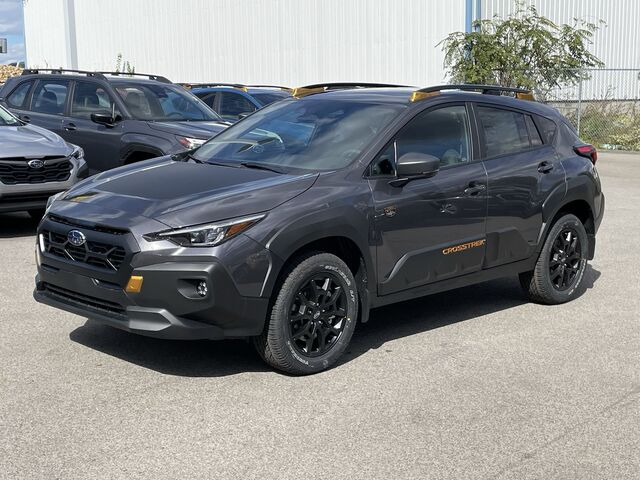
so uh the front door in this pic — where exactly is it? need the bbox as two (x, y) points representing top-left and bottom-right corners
(369, 104), (488, 296)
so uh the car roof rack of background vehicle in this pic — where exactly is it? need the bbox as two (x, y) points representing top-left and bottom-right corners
(181, 83), (292, 92)
(21, 68), (108, 80)
(96, 71), (172, 84)
(410, 84), (535, 102)
(291, 82), (410, 98)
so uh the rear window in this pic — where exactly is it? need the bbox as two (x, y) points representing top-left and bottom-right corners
(536, 115), (558, 144)
(477, 106), (531, 157)
(7, 81), (33, 109)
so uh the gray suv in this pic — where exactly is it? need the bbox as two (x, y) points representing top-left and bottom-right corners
(0, 69), (228, 174)
(0, 104), (88, 217)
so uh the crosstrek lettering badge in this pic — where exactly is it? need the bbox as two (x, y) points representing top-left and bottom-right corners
(442, 239), (486, 255)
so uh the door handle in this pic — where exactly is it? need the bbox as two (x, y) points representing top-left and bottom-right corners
(63, 122), (77, 131)
(538, 161), (554, 173)
(464, 182), (486, 196)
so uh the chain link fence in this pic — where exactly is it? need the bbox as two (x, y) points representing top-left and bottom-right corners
(542, 68), (640, 151)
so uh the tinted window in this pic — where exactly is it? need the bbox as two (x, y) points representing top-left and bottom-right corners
(537, 115), (558, 144)
(478, 106), (530, 157)
(71, 81), (121, 119)
(7, 81), (33, 108)
(369, 105), (471, 176)
(194, 98), (403, 172)
(526, 115), (543, 146)
(252, 92), (290, 106)
(197, 92), (216, 108)
(31, 80), (70, 115)
(219, 92), (256, 118)
(114, 83), (221, 121)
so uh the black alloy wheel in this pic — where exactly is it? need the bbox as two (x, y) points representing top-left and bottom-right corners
(288, 273), (348, 357)
(549, 227), (583, 291)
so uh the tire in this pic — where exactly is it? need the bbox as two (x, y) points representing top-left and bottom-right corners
(519, 214), (589, 305)
(27, 209), (46, 220)
(253, 253), (359, 375)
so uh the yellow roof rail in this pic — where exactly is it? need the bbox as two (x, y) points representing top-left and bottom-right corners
(410, 84), (535, 102)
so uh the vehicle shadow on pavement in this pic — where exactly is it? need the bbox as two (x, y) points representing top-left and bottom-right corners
(0, 212), (39, 238)
(69, 266), (601, 377)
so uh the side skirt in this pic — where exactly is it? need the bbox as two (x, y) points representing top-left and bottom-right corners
(370, 256), (536, 308)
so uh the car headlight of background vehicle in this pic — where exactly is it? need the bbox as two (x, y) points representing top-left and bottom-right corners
(148, 214), (265, 247)
(176, 136), (207, 150)
(71, 145), (85, 159)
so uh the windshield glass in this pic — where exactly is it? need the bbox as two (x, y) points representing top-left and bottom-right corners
(0, 105), (21, 126)
(252, 91), (291, 106)
(114, 82), (222, 122)
(193, 98), (404, 172)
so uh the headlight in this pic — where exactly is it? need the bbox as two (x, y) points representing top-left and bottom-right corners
(66, 143), (84, 160)
(148, 213), (265, 247)
(45, 191), (66, 214)
(176, 136), (206, 150)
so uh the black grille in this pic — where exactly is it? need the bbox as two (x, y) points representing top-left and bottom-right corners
(41, 229), (127, 271)
(0, 157), (72, 185)
(48, 214), (129, 235)
(42, 283), (125, 317)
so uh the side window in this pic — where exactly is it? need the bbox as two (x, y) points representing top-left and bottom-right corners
(369, 105), (472, 176)
(71, 81), (121, 119)
(7, 81), (33, 109)
(198, 92), (216, 109)
(536, 115), (558, 144)
(477, 106), (530, 157)
(525, 115), (543, 146)
(31, 80), (70, 115)
(219, 92), (256, 119)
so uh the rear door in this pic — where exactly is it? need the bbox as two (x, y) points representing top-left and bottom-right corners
(63, 80), (124, 173)
(26, 78), (71, 138)
(475, 104), (565, 268)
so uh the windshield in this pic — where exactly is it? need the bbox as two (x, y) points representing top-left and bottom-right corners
(252, 91), (291, 106)
(0, 105), (21, 126)
(193, 98), (403, 172)
(114, 82), (222, 122)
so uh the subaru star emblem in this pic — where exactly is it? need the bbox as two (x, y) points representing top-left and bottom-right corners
(27, 159), (45, 169)
(67, 230), (87, 247)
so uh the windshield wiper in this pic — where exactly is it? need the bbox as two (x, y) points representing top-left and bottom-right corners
(239, 162), (285, 174)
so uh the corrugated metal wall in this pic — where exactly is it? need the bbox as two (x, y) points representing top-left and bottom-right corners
(23, 0), (465, 86)
(482, 0), (640, 69)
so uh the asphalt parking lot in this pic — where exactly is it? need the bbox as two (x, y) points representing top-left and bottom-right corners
(1, 152), (638, 480)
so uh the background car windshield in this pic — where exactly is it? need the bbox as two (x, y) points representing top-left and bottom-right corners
(0, 105), (21, 126)
(114, 83), (221, 121)
(252, 91), (291, 106)
(193, 98), (403, 171)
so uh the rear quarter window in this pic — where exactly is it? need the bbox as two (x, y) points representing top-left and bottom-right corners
(535, 115), (558, 144)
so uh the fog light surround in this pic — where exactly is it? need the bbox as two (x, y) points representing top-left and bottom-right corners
(196, 280), (208, 298)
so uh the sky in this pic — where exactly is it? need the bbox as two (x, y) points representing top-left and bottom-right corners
(0, 0), (25, 65)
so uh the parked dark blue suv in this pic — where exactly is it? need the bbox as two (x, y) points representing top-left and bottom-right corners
(186, 84), (291, 123)
(0, 69), (229, 173)
(34, 83), (604, 375)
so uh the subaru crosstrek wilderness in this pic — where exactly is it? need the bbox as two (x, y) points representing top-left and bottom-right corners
(0, 104), (88, 217)
(0, 69), (228, 174)
(33, 83), (605, 374)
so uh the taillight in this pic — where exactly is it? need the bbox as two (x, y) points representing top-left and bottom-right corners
(574, 144), (597, 165)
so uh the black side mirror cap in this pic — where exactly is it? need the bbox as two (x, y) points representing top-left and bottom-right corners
(389, 153), (440, 187)
(90, 112), (117, 127)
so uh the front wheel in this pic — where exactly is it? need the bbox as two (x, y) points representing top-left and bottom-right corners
(520, 214), (589, 304)
(253, 253), (359, 375)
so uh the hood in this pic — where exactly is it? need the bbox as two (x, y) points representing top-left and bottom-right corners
(56, 157), (318, 229)
(147, 120), (228, 140)
(0, 123), (72, 159)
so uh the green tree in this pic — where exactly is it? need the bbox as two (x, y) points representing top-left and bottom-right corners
(439, 1), (604, 96)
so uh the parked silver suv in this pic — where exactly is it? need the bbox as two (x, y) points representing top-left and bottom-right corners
(0, 104), (88, 218)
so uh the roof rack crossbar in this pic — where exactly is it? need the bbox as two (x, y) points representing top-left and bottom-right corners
(96, 71), (172, 83)
(21, 68), (107, 80)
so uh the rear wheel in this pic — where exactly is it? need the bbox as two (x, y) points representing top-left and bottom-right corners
(253, 253), (358, 375)
(520, 214), (588, 304)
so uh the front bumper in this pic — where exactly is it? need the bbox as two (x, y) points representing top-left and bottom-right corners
(33, 214), (274, 340)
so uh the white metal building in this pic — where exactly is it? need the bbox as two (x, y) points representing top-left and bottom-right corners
(22, 0), (639, 86)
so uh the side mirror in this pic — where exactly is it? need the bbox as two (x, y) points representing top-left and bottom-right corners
(90, 112), (116, 127)
(237, 112), (252, 120)
(389, 153), (440, 187)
